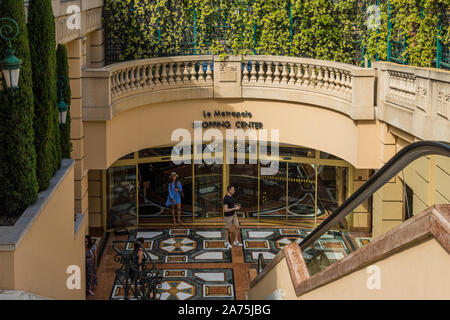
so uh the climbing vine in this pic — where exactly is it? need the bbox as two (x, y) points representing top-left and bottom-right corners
(103, 0), (449, 68)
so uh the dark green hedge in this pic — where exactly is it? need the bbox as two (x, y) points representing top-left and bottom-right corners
(56, 44), (72, 159)
(28, 0), (61, 191)
(0, 0), (38, 222)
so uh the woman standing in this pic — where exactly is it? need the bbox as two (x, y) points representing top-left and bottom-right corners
(165, 172), (183, 225)
(85, 235), (98, 296)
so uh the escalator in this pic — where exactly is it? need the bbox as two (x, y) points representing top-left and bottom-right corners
(251, 141), (450, 295)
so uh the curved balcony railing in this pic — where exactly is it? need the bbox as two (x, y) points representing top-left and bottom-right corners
(82, 55), (375, 121)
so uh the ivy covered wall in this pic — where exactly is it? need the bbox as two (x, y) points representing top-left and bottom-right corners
(104, 0), (449, 68)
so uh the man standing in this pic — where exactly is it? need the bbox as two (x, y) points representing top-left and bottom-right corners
(223, 185), (243, 249)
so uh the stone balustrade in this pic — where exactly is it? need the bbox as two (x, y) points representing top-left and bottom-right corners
(109, 56), (214, 102)
(83, 55), (376, 121)
(374, 62), (450, 142)
(241, 56), (353, 102)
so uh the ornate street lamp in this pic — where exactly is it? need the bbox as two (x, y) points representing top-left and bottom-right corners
(57, 76), (69, 125)
(0, 17), (21, 90)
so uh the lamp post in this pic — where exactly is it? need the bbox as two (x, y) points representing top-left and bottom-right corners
(0, 17), (21, 90)
(57, 75), (69, 125)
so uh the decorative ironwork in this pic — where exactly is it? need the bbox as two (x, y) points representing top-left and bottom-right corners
(112, 239), (163, 300)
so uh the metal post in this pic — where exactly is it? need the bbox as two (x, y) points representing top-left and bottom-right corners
(387, 0), (392, 62)
(193, 8), (198, 55)
(437, 14), (443, 69)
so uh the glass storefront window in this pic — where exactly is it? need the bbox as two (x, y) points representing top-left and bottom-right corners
(107, 166), (137, 229)
(119, 152), (134, 160)
(139, 146), (191, 158)
(287, 163), (316, 219)
(137, 162), (193, 224)
(317, 165), (348, 223)
(320, 151), (340, 160)
(259, 162), (287, 220)
(194, 163), (223, 219)
(280, 146), (315, 158)
(229, 162), (258, 218)
(104, 143), (352, 229)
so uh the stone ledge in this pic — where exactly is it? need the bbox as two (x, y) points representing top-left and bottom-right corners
(0, 159), (75, 251)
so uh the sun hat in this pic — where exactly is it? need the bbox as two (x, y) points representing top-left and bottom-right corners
(170, 172), (179, 177)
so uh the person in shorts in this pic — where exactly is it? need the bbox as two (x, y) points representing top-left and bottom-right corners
(223, 185), (243, 249)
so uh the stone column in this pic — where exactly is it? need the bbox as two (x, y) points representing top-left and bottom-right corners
(89, 29), (104, 68)
(67, 39), (89, 227)
(372, 122), (404, 238)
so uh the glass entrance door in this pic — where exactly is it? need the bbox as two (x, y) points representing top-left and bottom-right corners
(194, 163), (223, 219)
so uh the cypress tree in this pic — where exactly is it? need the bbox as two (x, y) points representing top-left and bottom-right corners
(56, 44), (72, 159)
(28, 0), (61, 190)
(0, 0), (38, 224)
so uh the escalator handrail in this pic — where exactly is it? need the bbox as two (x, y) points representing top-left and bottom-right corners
(299, 141), (450, 250)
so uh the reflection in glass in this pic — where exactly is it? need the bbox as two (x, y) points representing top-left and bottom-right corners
(280, 146), (315, 158)
(317, 166), (348, 221)
(287, 163), (316, 218)
(229, 163), (258, 217)
(320, 151), (340, 160)
(259, 162), (287, 219)
(139, 146), (191, 158)
(194, 163), (223, 219)
(137, 162), (193, 224)
(107, 166), (137, 229)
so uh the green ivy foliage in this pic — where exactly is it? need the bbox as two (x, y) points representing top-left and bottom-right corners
(28, 0), (61, 191)
(0, 0), (38, 223)
(363, 0), (449, 67)
(56, 44), (72, 160)
(104, 0), (448, 67)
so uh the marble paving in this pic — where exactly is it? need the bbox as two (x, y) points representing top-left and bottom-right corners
(127, 228), (232, 263)
(110, 268), (234, 300)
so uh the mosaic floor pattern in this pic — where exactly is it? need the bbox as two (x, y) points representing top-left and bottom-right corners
(127, 228), (231, 263)
(241, 228), (366, 265)
(110, 268), (235, 300)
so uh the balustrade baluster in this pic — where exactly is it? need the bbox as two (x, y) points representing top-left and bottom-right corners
(190, 62), (197, 83)
(206, 61), (212, 81)
(281, 63), (288, 84)
(295, 64), (303, 86)
(265, 61), (273, 83)
(243, 61), (249, 82)
(168, 63), (175, 84)
(328, 68), (335, 91)
(175, 62), (182, 83)
(154, 64), (161, 86)
(182, 62), (189, 82)
(273, 62), (281, 83)
(309, 66), (317, 88)
(146, 65), (153, 87)
(124, 68), (130, 91)
(161, 63), (168, 85)
(288, 63), (295, 85)
(316, 67), (324, 89)
(322, 67), (329, 90)
(302, 64), (310, 87)
(250, 62), (257, 83)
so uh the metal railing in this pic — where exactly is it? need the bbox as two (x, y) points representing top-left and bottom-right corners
(299, 140), (450, 250)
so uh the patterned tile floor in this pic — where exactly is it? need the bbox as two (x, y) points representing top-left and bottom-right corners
(126, 228), (232, 263)
(110, 268), (235, 300)
(89, 224), (371, 300)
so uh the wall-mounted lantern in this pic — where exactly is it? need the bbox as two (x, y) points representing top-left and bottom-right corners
(0, 17), (21, 90)
(57, 76), (69, 125)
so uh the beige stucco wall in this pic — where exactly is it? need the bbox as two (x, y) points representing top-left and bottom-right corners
(247, 258), (297, 300)
(0, 164), (86, 300)
(248, 237), (450, 300)
(84, 99), (379, 170)
(372, 127), (450, 238)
